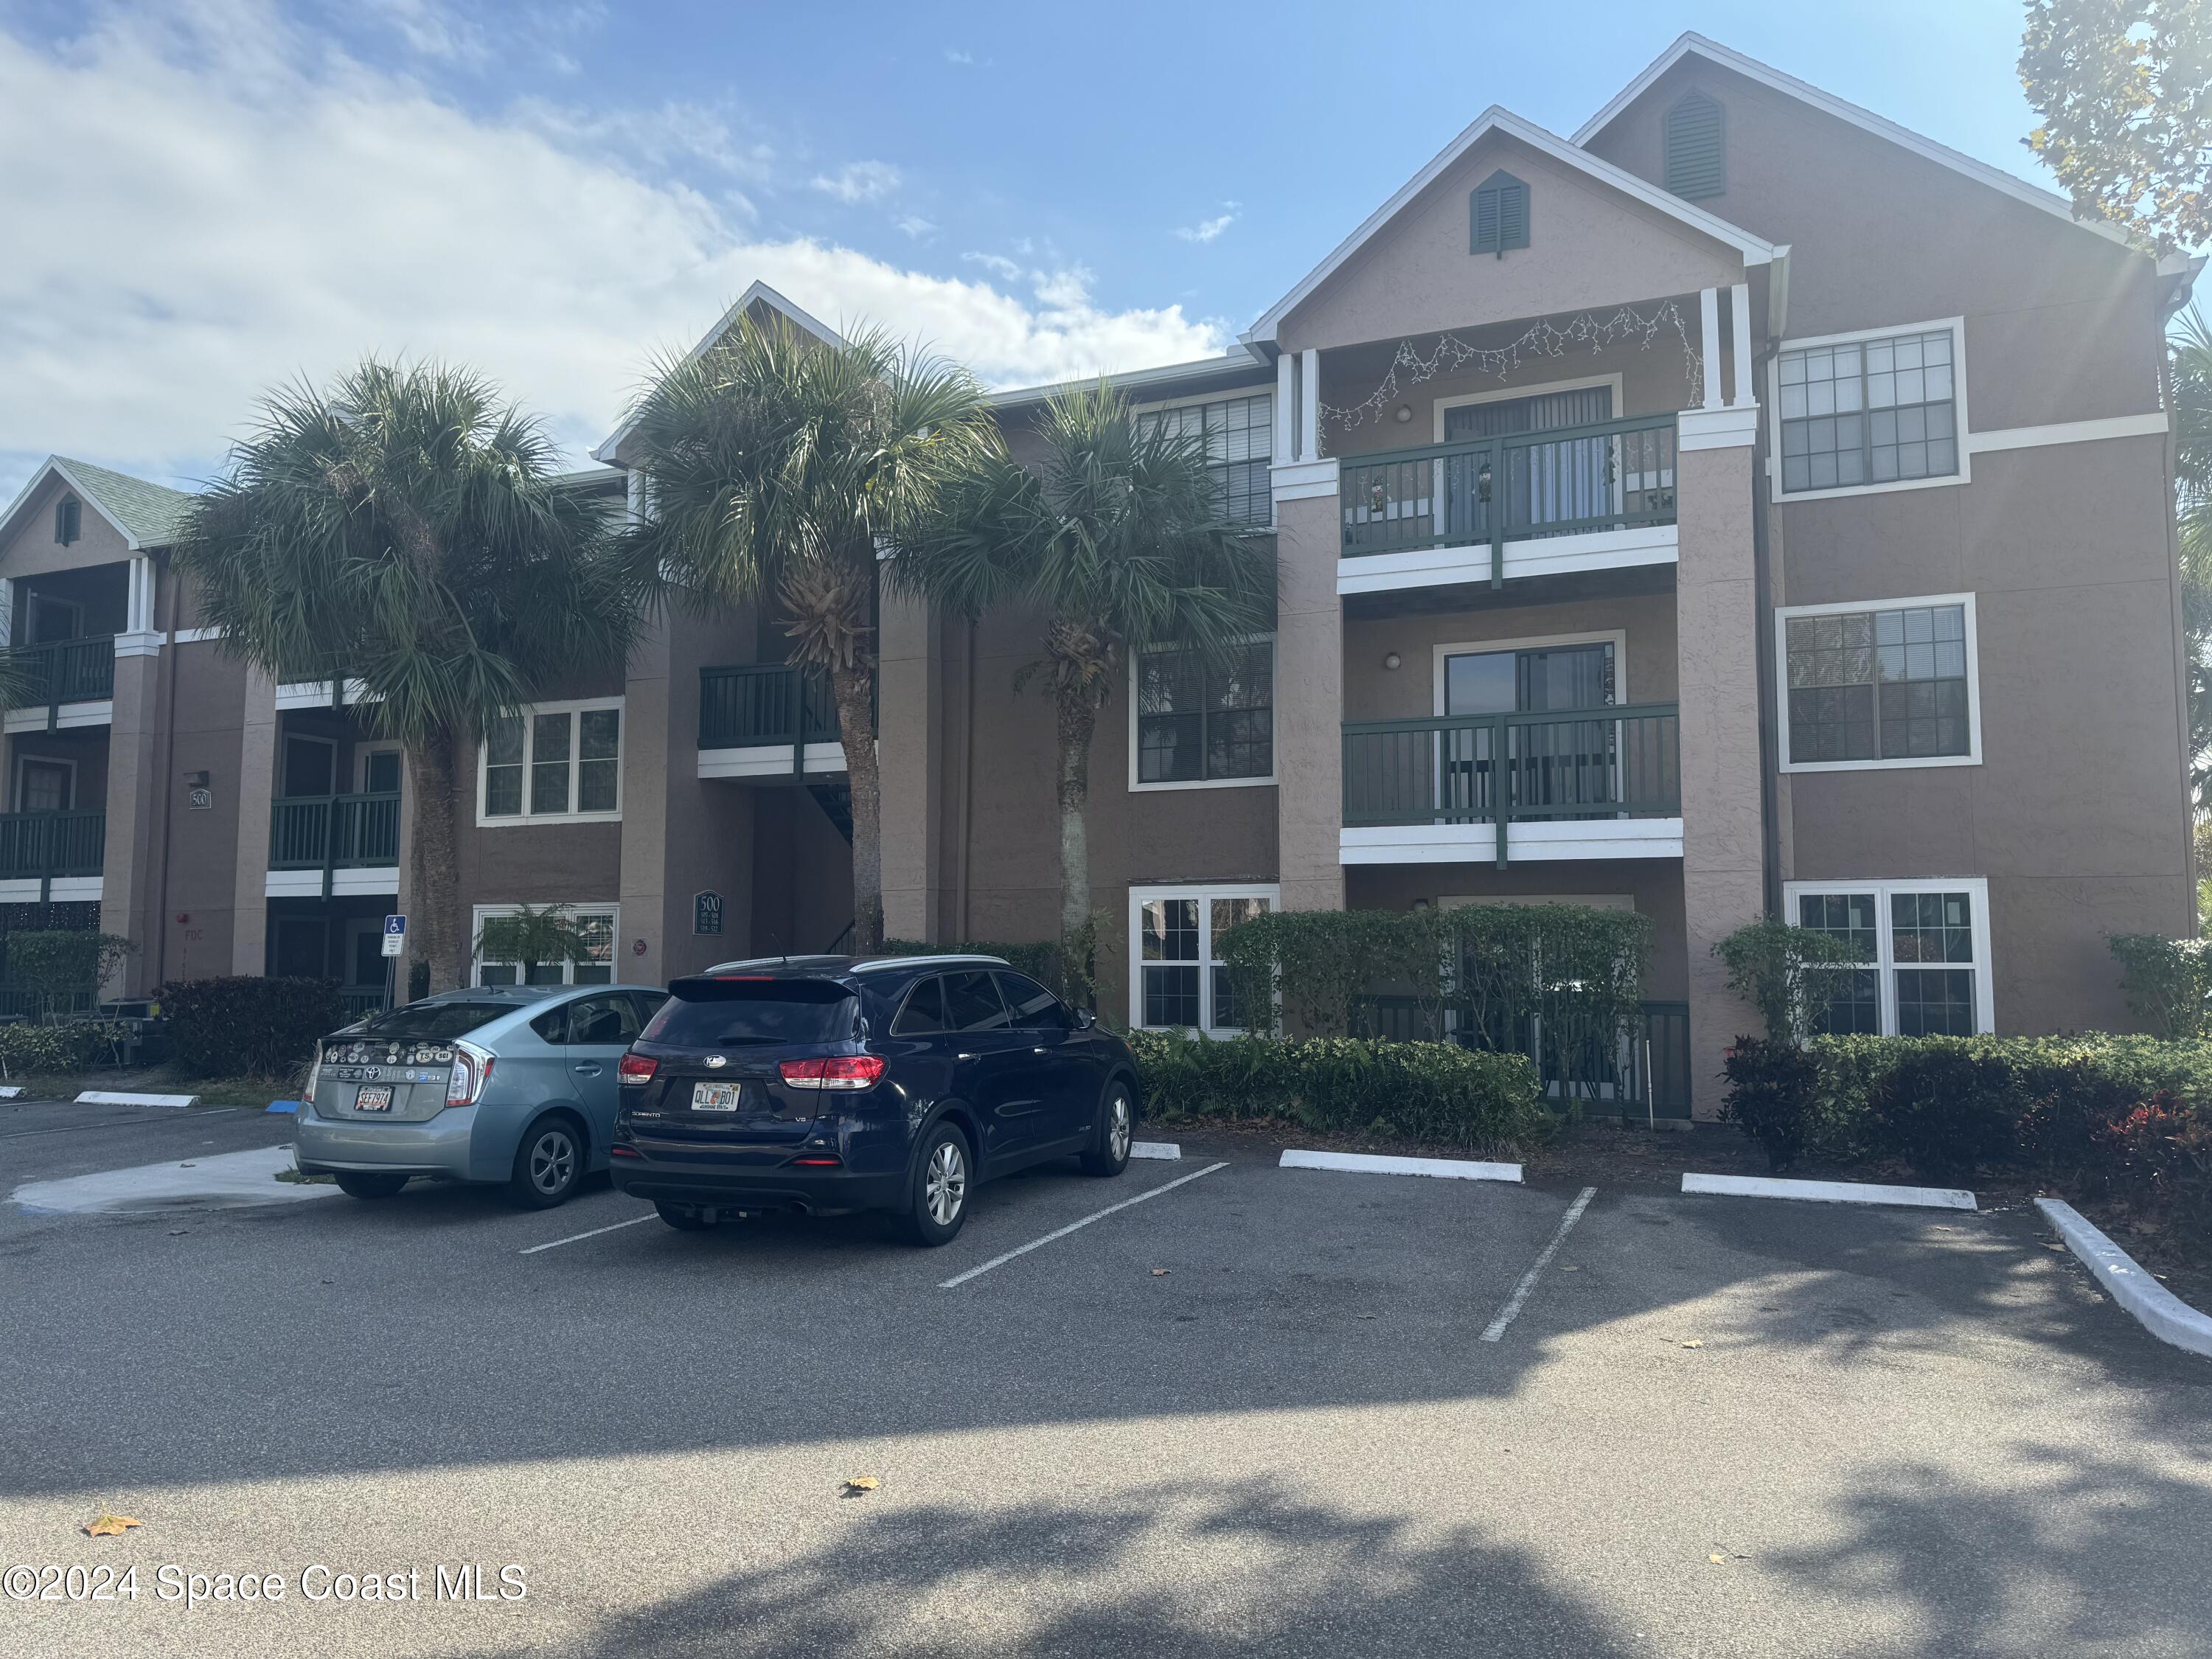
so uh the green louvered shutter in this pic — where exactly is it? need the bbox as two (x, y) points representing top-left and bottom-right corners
(1663, 92), (1725, 200)
(1470, 171), (1529, 257)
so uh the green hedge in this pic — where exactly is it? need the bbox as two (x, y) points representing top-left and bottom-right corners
(1128, 1029), (1549, 1153)
(1722, 1033), (2212, 1228)
(159, 976), (344, 1079)
(0, 1020), (130, 1075)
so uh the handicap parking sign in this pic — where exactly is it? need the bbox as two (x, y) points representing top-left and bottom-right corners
(381, 914), (408, 958)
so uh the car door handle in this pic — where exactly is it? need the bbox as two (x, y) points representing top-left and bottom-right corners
(573, 1062), (602, 1076)
(957, 1052), (976, 1061)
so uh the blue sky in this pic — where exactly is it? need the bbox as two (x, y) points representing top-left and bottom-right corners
(0, 0), (2052, 499)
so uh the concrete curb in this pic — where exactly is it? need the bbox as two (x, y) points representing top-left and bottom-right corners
(1130, 1141), (1180, 1161)
(1280, 1149), (1522, 1183)
(1682, 1172), (1976, 1210)
(75, 1091), (199, 1109)
(2037, 1197), (2212, 1360)
(0, 1085), (21, 1099)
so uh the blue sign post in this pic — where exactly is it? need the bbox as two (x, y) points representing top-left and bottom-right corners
(381, 914), (407, 1012)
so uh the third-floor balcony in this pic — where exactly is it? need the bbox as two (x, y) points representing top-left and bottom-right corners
(268, 792), (400, 898)
(4, 635), (116, 731)
(698, 664), (852, 780)
(1340, 703), (1682, 866)
(1336, 412), (1678, 598)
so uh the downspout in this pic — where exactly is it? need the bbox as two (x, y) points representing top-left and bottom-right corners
(956, 616), (976, 940)
(149, 560), (182, 990)
(1750, 339), (1782, 919)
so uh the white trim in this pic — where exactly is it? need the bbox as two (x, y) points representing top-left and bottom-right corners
(1774, 591), (1981, 773)
(696, 742), (847, 780)
(1127, 636), (1277, 794)
(1431, 629), (1628, 716)
(264, 867), (399, 900)
(112, 630), (162, 660)
(1767, 316), (1971, 502)
(1429, 372), (1624, 442)
(0, 874), (99, 902)
(1782, 875), (1996, 1034)
(1730, 282), (1755, 407)
(125, 556), (154, 635)
(274, 678), (371, 711)
(1127, 882), (1279, 1035)
(11, 753), (76, 813)
(1242, 105), (1778, 347)
(1965, 412), (2168, 453)
(1279, 1149), (1523, 1183)
(1677, 405), (1759, 450)
(355, 742), (403, 794)
(470, 902), (622, 987)
(476, 697), (625, 827)
(593, 282), (845, 462)
(1683, 1172), (1976, 1210)
(1571, 32), (2142, 254)
(1699, 286), (1723, 409)
(1336, 524), (1677, 595)
(2036, 1197), (2212, 1360)
(1270, 457), (1340, 504)
(1340, 818), (1685, 865)
(986, 352), (1272, 412)
(2, 701), (111, 734)
(169, 626), (225, 646)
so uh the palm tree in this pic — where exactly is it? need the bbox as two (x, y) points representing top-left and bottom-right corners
(176, 359), (641, 991)
(619, 313), (998, 953)
(475, 903), (599, 985)
(891, 383), (1276, 959)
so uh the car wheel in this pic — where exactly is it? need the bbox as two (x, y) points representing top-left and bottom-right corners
(903, 1121), (972, 1247)
(333, 1172), (408, 1200)
(655, 1201), (716, 1232)
(507, 1116), (585, 1209)
(1080, 1081), (1134, 1177)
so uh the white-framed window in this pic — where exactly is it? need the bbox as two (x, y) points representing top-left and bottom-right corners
(1129, 637), (1275, 790)
(470, 903), (619, 987)
(1129, 883), (1276, 1034)
(1784, 877), (1993, 1037)
(1135, 392), (1273, 526)
(1775, 594), (1980, 772)
(1769, 318), (1969, 501)
(479, 698), (623, 824)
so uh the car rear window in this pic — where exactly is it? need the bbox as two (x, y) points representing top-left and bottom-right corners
(354, 1001), (512, 1041)
(645, 979), (858, 1046)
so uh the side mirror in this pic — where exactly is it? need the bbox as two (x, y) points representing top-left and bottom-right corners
(1071, 1007), (1096, 1031)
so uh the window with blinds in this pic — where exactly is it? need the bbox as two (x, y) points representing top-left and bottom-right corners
(1135, 394), (1273, 526)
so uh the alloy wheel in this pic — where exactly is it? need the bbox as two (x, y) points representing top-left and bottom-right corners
(925, 1140), (967, 1226)
(530, 1129), (577, 1195)
(1108, 1092), (1132, 1161)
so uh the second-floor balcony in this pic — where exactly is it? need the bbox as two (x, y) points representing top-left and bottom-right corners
(0, 810), (105, 899)
(1340, 703), (1682, 866)
(268, 792), (400, 898)
(4, 636), (116, 731)
(698, 664), (850, 780)
(1335, 413), (1678, 597)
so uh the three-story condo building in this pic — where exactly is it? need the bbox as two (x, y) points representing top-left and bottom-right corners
(0, 35), (2197, 1112)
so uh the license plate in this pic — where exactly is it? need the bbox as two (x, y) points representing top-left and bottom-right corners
(691, 1082), (742, 1113)
(355, 1085), (393, 1113)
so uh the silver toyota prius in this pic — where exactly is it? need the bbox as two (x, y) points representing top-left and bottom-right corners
(293, 984), (668, 1208)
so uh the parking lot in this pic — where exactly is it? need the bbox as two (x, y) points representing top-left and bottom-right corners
(3, 1096), (2211, 1658)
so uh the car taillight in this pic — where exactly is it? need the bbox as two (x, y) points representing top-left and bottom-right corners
(779, 1054), (886, 1091)
(302, 1053), (321, 1105)
(617, 1054), (658, 1087)
(446, 1041), (495, 1108)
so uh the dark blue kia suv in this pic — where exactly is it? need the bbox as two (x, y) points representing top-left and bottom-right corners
(609, 954), (1142, 1245)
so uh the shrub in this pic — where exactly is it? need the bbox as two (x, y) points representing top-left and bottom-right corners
(4, 930), (135, 1022)
(1719, 1036), (1821, 1171)
(2108, 933), (2212, 1039)
(1865, 1043), (2028, 1182)
(1713, 917), (1865, 1040)
(0, 1020), (130, 1075)
(159, 976), (344, 1078)
(1127, 1029), (1550, 1153)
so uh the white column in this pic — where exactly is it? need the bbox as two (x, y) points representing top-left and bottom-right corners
(1698, 287), (1723, 410)
(1730, 282), (1756, 408)
(0, 577), (13, 647)
(1274, 353), (1295, 462)
(1298, 347), (1321, 461)
(127, 557), (153, 634)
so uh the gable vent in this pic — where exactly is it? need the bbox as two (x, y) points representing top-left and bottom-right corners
(1663, 91), (1725, 200)
(1470, 170), (1531, 258)
(53, 495), (81, 546)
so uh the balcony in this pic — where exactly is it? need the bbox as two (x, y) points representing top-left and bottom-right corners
(0, 810), (105, 900)
(267, 792), (400, 898)
(1335, 414), (1679, 599)
(1340, 703), (1682, 866)
(698, 664), (848, 780)
(3, 636), (116, 732)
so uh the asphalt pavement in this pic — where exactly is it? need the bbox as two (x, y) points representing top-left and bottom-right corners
(1, 1096), (2208, 1658)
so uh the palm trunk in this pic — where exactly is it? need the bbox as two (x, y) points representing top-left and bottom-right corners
(406, 728), (466, 992)
(1054, 680), (1101, 954)
(832, 660), (883, 953)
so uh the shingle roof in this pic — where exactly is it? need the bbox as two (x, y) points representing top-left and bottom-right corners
(51, 457), (196, 548)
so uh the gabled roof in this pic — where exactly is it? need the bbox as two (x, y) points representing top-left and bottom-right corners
(0, 455), (195, 554)
(1573, 32), (2141, 255)
(592, 279), (845, 464)
(1242, 105), (1780, 349)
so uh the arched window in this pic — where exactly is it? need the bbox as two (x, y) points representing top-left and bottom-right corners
(1663, 91), (1725, 200)
(1469, 170), (1530, 258)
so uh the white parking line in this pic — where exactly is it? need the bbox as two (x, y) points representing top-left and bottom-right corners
(518, 1213), (657, 1255)
(939, 1161), (1229, 1290)
(1480, 1186), (1597, 1343)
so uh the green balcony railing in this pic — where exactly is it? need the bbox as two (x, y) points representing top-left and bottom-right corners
(1342, 703), (1680, 866)
(1338, 413), (1678, 583)
(13, 636), (116, 727)
(0, 810), (105, 885)
(270, 793), (400, 896)
(700, 664), (866, 775)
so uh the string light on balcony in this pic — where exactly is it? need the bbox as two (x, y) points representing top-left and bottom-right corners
(1318, 301), (1703, 436)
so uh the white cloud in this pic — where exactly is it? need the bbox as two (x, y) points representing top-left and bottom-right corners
(810, 159), (900, 204)
(943, 47), (973, 65)
(0, 4), (1225, 495)
(1175, 212), (1237, 244)
(894, 214), (937, 240)
(961, 251), (1023, 281)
